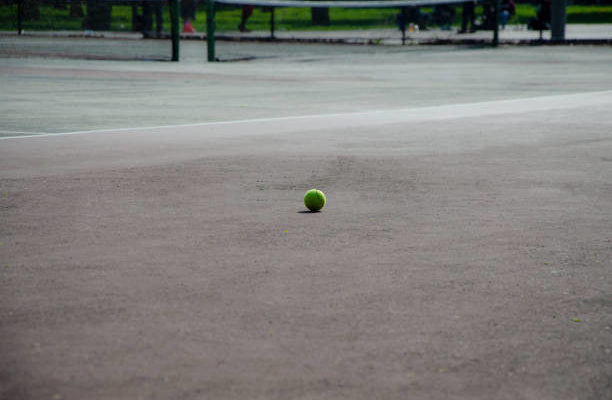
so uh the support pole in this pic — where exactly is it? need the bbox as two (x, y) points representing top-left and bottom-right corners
(551, 0), (566, 42)
(17, 0), (23, 35)
(492, 0), (500, 47)
(270, 7), (275, 39)
(170, 0), (180, 61)
(207, 0), (216, 61)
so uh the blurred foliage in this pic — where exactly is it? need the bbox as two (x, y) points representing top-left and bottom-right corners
(1, 1), (611, 31)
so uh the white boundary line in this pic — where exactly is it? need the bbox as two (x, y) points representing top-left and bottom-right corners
(2, 90), (611, 141)
(0, 130), (52, 135)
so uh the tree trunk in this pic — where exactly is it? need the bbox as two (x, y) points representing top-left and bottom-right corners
(311, 7), (330, 26)
(70, 0), (84, 17)
(22, 0), (41, 21)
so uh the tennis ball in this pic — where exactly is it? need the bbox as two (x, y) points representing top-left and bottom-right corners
(304, 189), (326, 212)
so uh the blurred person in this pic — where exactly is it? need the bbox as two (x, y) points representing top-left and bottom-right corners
(500, 0), (515, 29)
(529, 0), (551, 30)
(478, 1), (498, 30)
(433, 4), (455, 31)
(182, 0), (197, 32)
(238, 5), (254, 32)
(459, 0), (475, 33)
(143, 0), (163, 37)
(397, 6), (430, 32)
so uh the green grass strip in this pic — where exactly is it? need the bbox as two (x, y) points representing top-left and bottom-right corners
(1, 3), (611, 32)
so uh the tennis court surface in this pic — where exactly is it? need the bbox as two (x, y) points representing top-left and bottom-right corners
(1, 44), (612, 399)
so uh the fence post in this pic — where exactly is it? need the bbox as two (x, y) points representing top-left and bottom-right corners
(551, 0), (566, 42)
(493, 0), (500, 47)
(171, 0), (180, 61)
(207, 0), (216, 61)
(17, 0), (23, 35)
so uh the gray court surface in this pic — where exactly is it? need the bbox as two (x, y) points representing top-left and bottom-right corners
(1, 44), (612, 400)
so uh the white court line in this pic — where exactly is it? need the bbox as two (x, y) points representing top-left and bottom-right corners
(2, 90), (611, 141)
(0, 130), (53, 135)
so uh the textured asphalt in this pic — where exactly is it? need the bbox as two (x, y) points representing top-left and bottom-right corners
(1, 46), (611, 400)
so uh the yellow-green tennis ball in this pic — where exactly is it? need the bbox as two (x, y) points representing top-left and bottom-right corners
(304, 189), (326, 212)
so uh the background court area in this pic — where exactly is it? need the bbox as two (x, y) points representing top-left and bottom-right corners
(1, 44), (611, 399)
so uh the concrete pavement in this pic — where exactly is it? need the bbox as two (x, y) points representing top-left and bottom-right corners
(1, 45), (611, 400)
